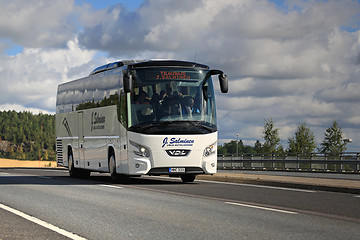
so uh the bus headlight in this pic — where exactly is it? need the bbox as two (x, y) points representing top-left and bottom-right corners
(130, 140), (150, 158)
(203, 142), (216, 157)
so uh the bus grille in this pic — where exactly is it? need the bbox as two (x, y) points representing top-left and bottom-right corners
(56, 139), (63, 164)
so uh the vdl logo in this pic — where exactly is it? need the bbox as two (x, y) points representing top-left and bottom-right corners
(166, 149), (191, 157)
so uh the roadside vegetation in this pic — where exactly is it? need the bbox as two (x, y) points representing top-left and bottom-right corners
(0, 110), (55, 161)
(218, 118), (349, 155)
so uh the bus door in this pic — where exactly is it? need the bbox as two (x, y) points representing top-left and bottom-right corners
(119, 92), (129, 169)
(78, 112), (85, 168)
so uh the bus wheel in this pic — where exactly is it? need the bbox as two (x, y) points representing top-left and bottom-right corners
(109, 154), (118, 182)
(68, 152), (78, 178)
(180, 174), (196, 183)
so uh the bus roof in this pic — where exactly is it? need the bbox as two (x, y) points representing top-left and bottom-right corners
(128, 60), (210, 70)
(89, 60), (209, 76)
(89, 60), (144, 76)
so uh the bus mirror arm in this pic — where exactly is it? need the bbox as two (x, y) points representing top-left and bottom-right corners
(209, 69), (228, 93)
(123, 73), (133, 93)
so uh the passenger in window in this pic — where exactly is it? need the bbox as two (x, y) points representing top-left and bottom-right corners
(151, 93), (161, 118)
(193, 92), (202, 114)
(167, 91), (182, 115)
(161, 87), (172, 113)
(182, 96), (194, 116)
(182, 96), (200, 116)
(159, 90), (166, 102)
(136, 91), (150, 105)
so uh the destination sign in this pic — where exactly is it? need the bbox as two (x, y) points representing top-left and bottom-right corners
(145, 71), (199, 81)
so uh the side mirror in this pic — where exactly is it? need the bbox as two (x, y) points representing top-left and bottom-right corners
(219, 73), (228, 93)
(209, 69), (228, 93)
(123, 73), (133, 93)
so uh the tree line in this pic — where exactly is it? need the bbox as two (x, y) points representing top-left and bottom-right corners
(0, 110), (55, 161)
(218, 118), (349, 155)
(0, 110), (351, 160)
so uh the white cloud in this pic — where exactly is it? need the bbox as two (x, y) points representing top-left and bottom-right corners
(1, 0), (360, 151)
(0, 0), (77, 48)
(0, 38), (98, 112)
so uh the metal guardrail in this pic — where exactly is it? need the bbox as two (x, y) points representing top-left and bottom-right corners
(217, 152), (360, 173)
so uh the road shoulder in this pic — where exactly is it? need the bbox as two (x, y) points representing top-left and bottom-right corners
(197, 172), (360, 194)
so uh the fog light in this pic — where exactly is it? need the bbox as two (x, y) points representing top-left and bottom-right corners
(135, 164), (140, 168)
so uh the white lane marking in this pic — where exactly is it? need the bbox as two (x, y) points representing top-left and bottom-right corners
(0, 203), (87, 240)
(41, 169), (68, 173)
(197, 179), (316, 193)
(0, 173), (52, 179)
(12, 169), (39, 171)
(98, 184), (124, 189)
(13, 169), (67, 173)
(225, 202), (298, 215)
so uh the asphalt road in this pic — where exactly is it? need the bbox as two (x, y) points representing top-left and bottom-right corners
(0, 168), (360, 240)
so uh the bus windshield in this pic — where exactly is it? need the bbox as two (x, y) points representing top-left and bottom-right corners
(128, 68), (217, 134)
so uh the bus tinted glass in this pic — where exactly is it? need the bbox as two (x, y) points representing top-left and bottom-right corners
(56, 68), (122, 113)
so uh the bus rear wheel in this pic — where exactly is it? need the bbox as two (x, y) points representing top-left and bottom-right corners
(68, 152), (79, 178)
(69, 151), (90, 178)
(180, 174), (196, 183)
(109, 154), (118, 182)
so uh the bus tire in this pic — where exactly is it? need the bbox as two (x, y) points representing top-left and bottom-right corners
(68, 151), (78, 178)
(109, 153), (118, 182)
(69, 150), (90, 178)
(180, 174), (196, 183)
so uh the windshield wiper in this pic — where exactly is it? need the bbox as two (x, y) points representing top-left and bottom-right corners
(129, 122), (158, 131)
(160, 121), (215, 132)
(129, 121), (216, 134)
(190, 121), (216, 132)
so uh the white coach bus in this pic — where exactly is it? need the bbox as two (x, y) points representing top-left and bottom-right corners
(56, 60), (228, 182)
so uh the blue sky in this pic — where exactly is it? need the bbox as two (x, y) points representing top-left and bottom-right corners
(2, 40), (23, 56)
(0, 0), (359, 151)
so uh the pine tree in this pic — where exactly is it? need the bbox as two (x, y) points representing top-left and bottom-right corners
(254, 140), (262, 153)
(288, 122), (316, 154)
(319, 121), (347, 154)
(262, 118), (281, 153)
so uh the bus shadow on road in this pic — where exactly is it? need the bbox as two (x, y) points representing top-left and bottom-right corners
(0, 170), (195, 186)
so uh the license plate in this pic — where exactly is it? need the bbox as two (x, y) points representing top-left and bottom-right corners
(169, 168), (185, 173)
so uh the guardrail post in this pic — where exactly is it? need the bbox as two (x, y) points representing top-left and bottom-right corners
(297, 154), (300, 170)
(221, 154), (224, 169)
(272, 153), (275, 170)
(241, 154), (244, 169)
(340, 153), (343, 172)
(231, 154), (234, 169)
(322, 153), (327, 172)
